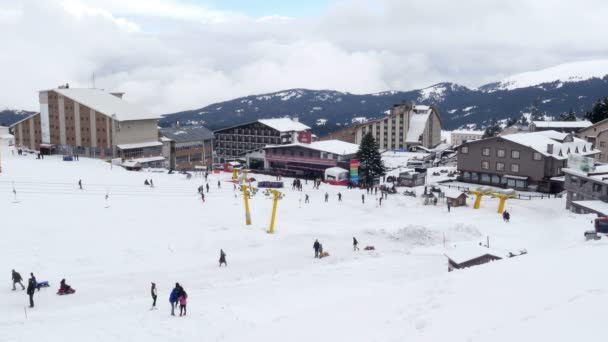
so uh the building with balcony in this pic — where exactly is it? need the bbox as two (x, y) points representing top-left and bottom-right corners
(160, 126), (214, 170)
(214, 118), (311, 162)
(563, 164), (608, 216)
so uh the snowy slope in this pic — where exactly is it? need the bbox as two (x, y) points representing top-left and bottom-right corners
(1, 145), (607, 341)
(486, 59), (608, 91)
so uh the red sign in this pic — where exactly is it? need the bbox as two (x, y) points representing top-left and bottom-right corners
(297, 131), (312, 144)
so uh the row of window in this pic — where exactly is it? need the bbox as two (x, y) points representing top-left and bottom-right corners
(481, 161), (519, 173)
(462, 172), (528, 189)
(568, 175), (604, 193)
(461, 146), (542, 161)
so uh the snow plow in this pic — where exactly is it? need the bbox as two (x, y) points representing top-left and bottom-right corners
(584, 217), (608, 240)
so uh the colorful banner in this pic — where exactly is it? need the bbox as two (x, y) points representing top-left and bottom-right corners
(350, 159), (359, 185)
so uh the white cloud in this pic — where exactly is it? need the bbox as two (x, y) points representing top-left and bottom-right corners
(1, 0), (608, 114)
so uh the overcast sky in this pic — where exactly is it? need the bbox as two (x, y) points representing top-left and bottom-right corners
(1, 0), (607, 113)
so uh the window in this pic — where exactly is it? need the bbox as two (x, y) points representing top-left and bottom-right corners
(601, 142), (606, 148)
(481, 161), (489, 169)
(496, 162), (505, 171)
(461, 146), (469, 154)
(497, 149), (505, 157)
(533, 152), (542, 161)
(511, 163), (519, 173)
(511, 150), (520, 159)
(482, 148), (490, 156)
(593, 183), (603, 193)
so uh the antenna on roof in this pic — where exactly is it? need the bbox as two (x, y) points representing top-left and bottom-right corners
(92, 72), (96, 89)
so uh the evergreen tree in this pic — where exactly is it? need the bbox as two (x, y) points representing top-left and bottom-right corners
(584, 97), (608, 123)
(516, 114), (529, 126)
(505, 117), (516, 127)
(558, 108), (577, 121)
(356, 133), (386, 186)
(530, 98), (545, 121)
(482, 118), (501, 138)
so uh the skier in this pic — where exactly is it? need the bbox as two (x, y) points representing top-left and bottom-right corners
(206, 183), (210, 193)
(78, 179), (82, 190)
(353, 237), (359, 251)
(305, 194), (310, 204)
(219, 249), (227, 267)
(151, 282), (157, 309)
(26, 278), (35, 308)
(313, 239), (321, 258)
(362, 194), (365, 204)
(338, 192), (342, 202)
(169, 283), (180, 316)
(11, 269), (25, 291)
(178, 288), (188, 317)
(324, 192), (329, 202)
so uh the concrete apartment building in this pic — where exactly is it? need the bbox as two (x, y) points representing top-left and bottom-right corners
(563, 164), (608, 216)
(161, 126), (214, 170)
(457, 130), (598, 193)
(11, 86), (161, 160)
(451, 130), (484, 146)
(353, 103), (442, 151)
(214, 118), (311, 163)
(578, 118), (608, 163)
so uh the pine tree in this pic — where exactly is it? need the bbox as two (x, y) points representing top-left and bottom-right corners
(530, 98), (545, 121)
(356, 133), (386, 186)
(585, 97), (608, 123)
(516, 114), (529, 126)
(482, 118), (501, 138)
(558, 108), (577, 121)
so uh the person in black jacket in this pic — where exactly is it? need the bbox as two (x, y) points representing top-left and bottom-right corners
(30, 272), (38, 291)
(219, 249), (227, 267)
(151, 282), (157, 309)
(26, 278), (35, 308)
(313, 240), (321, 258)
(353, 237), (359, 251)
(12, 269), (25, 290)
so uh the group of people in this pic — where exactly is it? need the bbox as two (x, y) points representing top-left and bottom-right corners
(502, 210), (511, 222)
(169, 283), (188, 316)
(313, 237), (361, 258)
(11, 269), (72, 308)
(144, 179), (155, 187)
(291, 178), (303, 191)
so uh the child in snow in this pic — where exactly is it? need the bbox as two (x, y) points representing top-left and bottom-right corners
(178, 289), (188, 317)
(169, 283), (180, 316)
(219, 249), (227, 267)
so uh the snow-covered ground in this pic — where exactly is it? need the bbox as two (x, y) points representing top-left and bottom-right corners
(2, 145), (608, 342)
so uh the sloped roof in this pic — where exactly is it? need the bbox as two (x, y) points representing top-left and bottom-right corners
(532, 120), (591, 128)
(9, 112), (40, 128)
(406, 113), (430, 143)
(501, 130), (598, 160)
(445, 244), (504, 265)
(161, 126), (214, 142)
(51, 88), (160, 122)
(265, 140), (359, 156)
(258, 118), (310, 132)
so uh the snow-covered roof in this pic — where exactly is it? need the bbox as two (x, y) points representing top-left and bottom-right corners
(501, 130), (598, 160)
(265, 140), (359, 156)
(531, 121), (591, 128)
(414, 105), (430, 111)
(451, 130), (484, 135)
(442, 188), (468, 199)
(572, 200), (608, 215)
(9, 112), (40, 128)
(324, 167), (348, 176)
(161, 126), (214, 142)
(51, 88), (160, 122)
(258, 118), (310, 132)
(116, 141), (162, 150)
(406, 113), (430, 144)
(445, 244), (504, 265)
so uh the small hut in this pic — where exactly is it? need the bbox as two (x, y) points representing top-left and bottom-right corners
(443, 188), (468, 207)
(445, 245), (503, 272)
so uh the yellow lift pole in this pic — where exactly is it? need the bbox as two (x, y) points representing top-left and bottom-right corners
(492, 193), (517, 214)
(268, 189), (282, 234)
(469, 191), (483, 209)
(241, 185), (252, 225)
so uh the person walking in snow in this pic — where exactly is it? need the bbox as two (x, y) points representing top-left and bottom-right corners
(353, 237), (359, 251)
(338, 192), (342, 202)
(12, 269), (25, 291)
(30, 272), (38, 291)
(178, 288), (188, 317)
(78, 179), (82, 190)
(379, 197), (383, 206)
(217, 180), (221, 189)
(362, 194), (365, 204)
(447, 201), (451, 212)
(150, 179), (154, 188)
(219, 249), (227, 267)
(324, 192), (329, 202)
(26, 278), (35, 308)
(206, 183), (210, 193)
(305, 194), (310, 204)
(313, 239), (321, 258)
(169, 283), (180, 316)
(144, 179), (150, 186)
(201, 192), (205, 203)
(503, 210), (510, 223)
(151, 282), (157, 309)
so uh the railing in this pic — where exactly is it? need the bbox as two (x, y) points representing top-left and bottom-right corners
(438, 182), (564, 200)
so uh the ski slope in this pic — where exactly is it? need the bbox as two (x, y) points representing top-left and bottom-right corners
(1, 146), (607, 342)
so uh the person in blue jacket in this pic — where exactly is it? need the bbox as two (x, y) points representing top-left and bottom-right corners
(169, 283), (180, 316)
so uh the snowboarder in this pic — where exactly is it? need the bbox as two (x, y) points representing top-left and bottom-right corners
(178, 288), (188, 317)
(151, 282), (157, 309)
(305, 194), (310, 204)
(169, 283), (180, 316)
(78, 179), (82, 190)
(362, 194), (365, 204)
(353, 237), (359, 251)
(219, 249), (227, 267)
(313, 239), (321, 258)
(338, 192), (342, 202)
(144, 179), (150, 186)
(26, 278), (35, 308)
(324, 192), (329, 202)
(206, 183), (210, 193)
(11, 269), (24, 291)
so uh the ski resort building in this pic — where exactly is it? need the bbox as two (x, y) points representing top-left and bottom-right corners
(529, 120), (591, 133)
(445, 245), (503, 272)
(10, 86), (162, 160)
(263, 140), (359, 178)
(450, 130), (484, 146)
(214, 118), (311, 163)
(457, 130), (598, 193)
(160, 126), (214, 170)
(577, 118), (608, 163)
(353, 103), (443, 150)
(563, 163), (608, 216)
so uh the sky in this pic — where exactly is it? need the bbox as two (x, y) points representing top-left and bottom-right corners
(1, 0), (608, 114)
